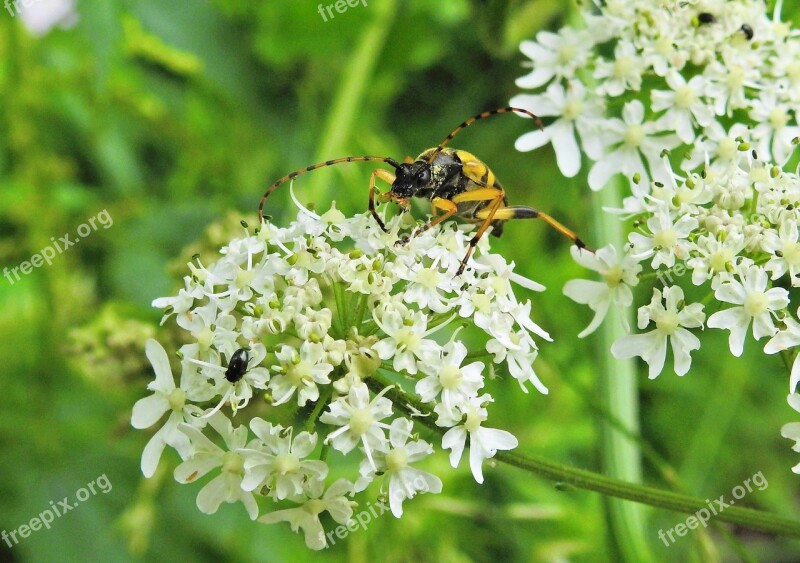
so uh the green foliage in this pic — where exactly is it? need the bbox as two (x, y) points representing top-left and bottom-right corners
(1, 0), (799, 561)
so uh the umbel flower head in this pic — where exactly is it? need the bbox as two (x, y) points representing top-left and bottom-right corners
(512, 0), (800, 471)
(132, 197), (557, 549)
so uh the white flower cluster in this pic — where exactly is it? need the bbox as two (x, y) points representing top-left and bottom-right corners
(511, 0), (800, 468)
(132, 200), (552, 549)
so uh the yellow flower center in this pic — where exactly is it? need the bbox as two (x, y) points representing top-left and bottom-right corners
(395, 327), (421, 353)
(385, 447), (408, 472)
(727, 66), (745, 89)
(321, 205), (346, 224)
(675, 85), (696, 109)
(614, 57), (634, 78)
(168, 388), (186, 411)
(717, 137), (737, 161)
(236, 269), (255, 288)
(654, 228), (678, 249)
(709, 249), (733, 273)
(656, 311), (679, 335)
(221, 451), (244, 475)
(769, 107), (789, 129)
(602, 264), (624, 287)
(783, 241), (800, 265)
(472, 293), (492, 313)
(196, 327), (213, 350)
(623, 123), (644, 148)
(304, 499), (326, 516)
(286, 360), (313, 387)
(349, 408), (374, 435)
(415, 268), (440, 289)
(275, 453), (301, 475)
(490, 276), (508, 296)
(743, 292), (768, 317)
(787, 61), (800, 84)
(439, 365), (464, 390)
(557, 44), (576, 65)
(655, 36), (672, 56)
(464, 405), (486, 433)
(563, 98), (583, 121)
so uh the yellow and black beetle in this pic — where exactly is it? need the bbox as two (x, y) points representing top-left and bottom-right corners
(258, 107), (591, 275)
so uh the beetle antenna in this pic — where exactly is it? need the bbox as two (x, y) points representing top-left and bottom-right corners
(259, 156), (400, 223)
(426, 107), (544, 164)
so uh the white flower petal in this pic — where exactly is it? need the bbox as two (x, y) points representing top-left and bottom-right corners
(550, 120), (581, 177)
(145, 339), (176, 391)
(514, 129), (550, 152)
(442, 426), (466, 469)
(708, 308), (750, 357)
(670, 328), (701, 376)
(131, 394), (170, 429)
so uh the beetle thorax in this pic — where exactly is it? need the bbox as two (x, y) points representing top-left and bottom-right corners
(390, 149), (464, 201)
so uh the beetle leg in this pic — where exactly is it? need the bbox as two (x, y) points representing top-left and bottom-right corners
(475, 205), (593, 252)
(429, 187), (509, 275)
(400, 188), (505, 252)
(395, 197), (458, 247)
(456, 193), (506, 275)
(368, 168), (397, 232)
(414, 198), (458, 237)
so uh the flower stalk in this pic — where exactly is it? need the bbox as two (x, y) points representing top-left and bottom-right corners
(592, 177), (651, 560)
(368, 370), (800, 538)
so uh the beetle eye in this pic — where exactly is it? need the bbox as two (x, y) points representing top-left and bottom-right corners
(417, 168), (430, 184)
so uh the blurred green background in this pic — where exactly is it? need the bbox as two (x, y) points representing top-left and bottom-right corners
(1, 0), (800, 561)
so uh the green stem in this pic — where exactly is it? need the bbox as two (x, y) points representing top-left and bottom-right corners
(561, 376), (754, 557)
(780, 349), (795, 374)
(352, 292), (370, 330)
(592, 177), (651, 561)
(306, 385), (333, 434)
(494, 450), (800, 537)
(564, 0), (648, 553)
(331, 282), (347, 339)
(365, 372), (800, 539)
(426, 311), (460, 334)
(464, 351), (496, 361)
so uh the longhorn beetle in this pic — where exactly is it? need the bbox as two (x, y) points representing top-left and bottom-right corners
(258, 107), (591, 275)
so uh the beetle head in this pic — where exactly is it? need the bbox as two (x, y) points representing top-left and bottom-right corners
(390, 161), (432, 200)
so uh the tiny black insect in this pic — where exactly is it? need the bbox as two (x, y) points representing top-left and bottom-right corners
(225, 348), (250, 383)
(697, 12), (716, 24)
(740, 23), (754, 40)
